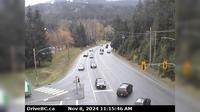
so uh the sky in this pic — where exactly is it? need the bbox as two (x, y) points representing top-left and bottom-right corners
(25, 0), (52, 6)
(25, 0), (123, 6)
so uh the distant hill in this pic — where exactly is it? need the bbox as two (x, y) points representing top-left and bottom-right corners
(26, 0), (137, 26)
(53, 0), (138, 6)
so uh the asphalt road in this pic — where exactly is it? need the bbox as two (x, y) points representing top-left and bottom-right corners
(26, 44), (176, 106)
(26, 44), (200, 112)
(24, 45), (200, 112)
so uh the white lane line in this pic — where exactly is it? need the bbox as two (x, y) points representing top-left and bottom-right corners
(56, 91), (68, 96)
(76, 100), (78, 105)
(35, 87), (66, 95)
(94, 51), (115, 94)
(94, 89), (113, 93)
(87, 58), (97, 103)
(59, 101), (63, 105)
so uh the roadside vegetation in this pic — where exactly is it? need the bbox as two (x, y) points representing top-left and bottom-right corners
(25, 48), (82, 87)
(111, 0), (175, 84)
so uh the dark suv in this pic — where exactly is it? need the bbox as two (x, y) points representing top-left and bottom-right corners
(117, 83), (133, 97)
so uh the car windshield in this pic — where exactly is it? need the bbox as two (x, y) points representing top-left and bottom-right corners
(120, 84), (128, 88)
(97, 79), (104, 83)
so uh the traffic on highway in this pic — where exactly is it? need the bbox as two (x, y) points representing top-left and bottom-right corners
(25, 44), (174, 106)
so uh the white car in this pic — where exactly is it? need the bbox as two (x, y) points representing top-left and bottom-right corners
(78, 64), (85, 71)
(83, 52), (88, 57)
(90, 62), (97, 68)
(135, 98), (151, 105)
(89, 49), (93, 52)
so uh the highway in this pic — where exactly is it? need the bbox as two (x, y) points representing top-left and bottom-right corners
(26, 45), (175, 105)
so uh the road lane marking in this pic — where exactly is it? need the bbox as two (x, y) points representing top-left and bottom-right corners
(94, 89), (113, 93)
(76, 100), (78, 105)
(59, 101), (63, 105)
(35, 87), (66, 96)
(86, 58), (97, 103)
(94, 51), (115, 95)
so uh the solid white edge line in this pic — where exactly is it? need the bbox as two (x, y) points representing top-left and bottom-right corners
(76, 100), (78, 105)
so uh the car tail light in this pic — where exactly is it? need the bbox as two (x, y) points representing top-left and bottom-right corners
(125, 90), (128, 95)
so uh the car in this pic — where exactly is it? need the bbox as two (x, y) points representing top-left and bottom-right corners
(83, 52), (88, 57)
(25, 80), (32, 97)
(95, 78), (106, 89)
(135, 98), (151, 105)
(116, 83), (133, 97)
(105, 44), (109, 48)
(89, 54), (94, 58)
(100, 48), (104, 52)
(90, 62), (97, 68)
(107, 50), (111, 53)
(99, 51), (103, 55)
(78, 64), (85, 71)
(89, 49), (93, 52)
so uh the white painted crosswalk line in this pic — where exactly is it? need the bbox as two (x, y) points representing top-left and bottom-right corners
(34, 87), (66, 96)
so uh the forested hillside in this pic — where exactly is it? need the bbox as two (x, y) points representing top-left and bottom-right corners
(111, 0), (175, 81)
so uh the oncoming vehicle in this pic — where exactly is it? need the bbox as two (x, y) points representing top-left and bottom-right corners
(135, 98), (151, 105)
(78, 64), (85, 71)
(100, 48), (104, 52)
(25, 80), (32, 97)
(83, 52), (88, 57)
(90, 62), (97, 68)
(117, 83), (133, 97)
(89, 49), (93, 52)
(95, 78), (106, 89)
(105, 44), (109, 48)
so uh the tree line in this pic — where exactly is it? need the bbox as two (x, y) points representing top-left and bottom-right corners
(111, 0), (175, 81)
(25, 7), (111, 68)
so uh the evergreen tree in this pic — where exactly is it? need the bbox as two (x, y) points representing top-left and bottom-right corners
(25, 7), (52, 68)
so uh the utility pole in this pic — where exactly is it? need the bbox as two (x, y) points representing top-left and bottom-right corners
(154, 32), (157, 62)
(33, 48), (38, 83)
(149, 27), (152, 66)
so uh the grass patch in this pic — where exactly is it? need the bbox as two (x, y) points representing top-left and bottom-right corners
(25, 47), (83, 88)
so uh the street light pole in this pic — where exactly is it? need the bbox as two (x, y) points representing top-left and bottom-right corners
(154, 32), (157, 62)
(33, 47), (51, 85)
(149, 27), (152, 66)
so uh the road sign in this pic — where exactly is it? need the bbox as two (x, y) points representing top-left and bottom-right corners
(162, 59), (168, 71)
(182, 61), (191, 78)
(141, 60), (147, 71)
